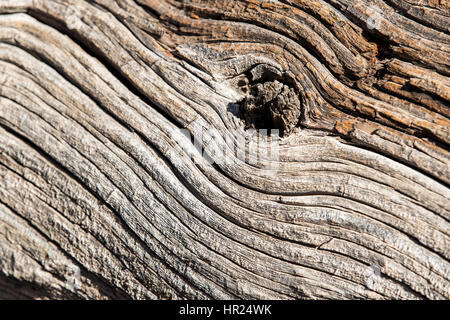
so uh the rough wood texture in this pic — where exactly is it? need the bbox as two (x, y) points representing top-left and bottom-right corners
(0, 0), (449, 300)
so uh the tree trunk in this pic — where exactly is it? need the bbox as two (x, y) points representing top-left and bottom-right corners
(0, 0), (449, 300)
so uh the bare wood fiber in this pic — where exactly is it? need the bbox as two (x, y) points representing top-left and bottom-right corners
(0, 0), (449, 299)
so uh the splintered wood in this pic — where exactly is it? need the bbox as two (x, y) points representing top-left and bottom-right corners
(0, 0), (448, 299)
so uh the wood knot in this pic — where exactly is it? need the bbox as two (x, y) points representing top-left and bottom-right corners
(239, 78), (301, 136)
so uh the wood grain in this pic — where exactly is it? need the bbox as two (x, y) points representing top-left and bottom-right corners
(0, 0), (448, 299)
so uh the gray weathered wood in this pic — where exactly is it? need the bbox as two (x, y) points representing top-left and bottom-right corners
(0, 0), (449, 299)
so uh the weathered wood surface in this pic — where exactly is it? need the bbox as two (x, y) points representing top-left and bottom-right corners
(0, 0), (449, 299)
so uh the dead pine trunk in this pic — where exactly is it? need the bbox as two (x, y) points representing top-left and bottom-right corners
(0, 0), (449, 300)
